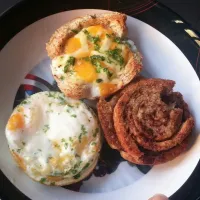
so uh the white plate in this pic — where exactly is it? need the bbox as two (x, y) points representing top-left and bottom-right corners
(0, 9), (200, 200)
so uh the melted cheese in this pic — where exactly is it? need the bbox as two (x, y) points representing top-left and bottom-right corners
(5, 92), (101, 184)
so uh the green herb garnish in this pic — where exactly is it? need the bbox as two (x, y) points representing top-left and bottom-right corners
(93, 128), (99, 137)
(43, 124), (50, 133)
(64, 56), (75, 73)
(73, 173), (81, 179)
(69, 137), (73, 143)
(103, 68), (113, 78)
(60, 76), (65, 81)
(61, 138), (66, 143)
(106, 33), (111, 38)
(106, 48), (124, 66)
(71, 114), (77, 118)
(82, 162), (90, 170)
(79, 125), (87, 143)
(91, 14), (96, 19)
(17, 149), (21, 153)
(50, 182), (55, 186)
(83, 30), (100, 44)
(40, 178), (46, 183)
(96, 79), (103, 83)
(71, 29), (79, 34)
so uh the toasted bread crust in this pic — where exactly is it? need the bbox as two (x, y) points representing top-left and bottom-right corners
(97, 78), (194, 165)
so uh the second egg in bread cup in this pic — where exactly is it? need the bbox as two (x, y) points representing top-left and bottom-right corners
(46, 12), (142, 99)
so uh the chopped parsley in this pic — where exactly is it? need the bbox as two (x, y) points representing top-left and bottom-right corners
(106, 33), (111, 38)
(47, 92), (56, 98)
(91, 14), (96, 19)
(53, 171), (64, 176)
(64, 143), (68, 149)
(106, 48), (124, 66)
(78, 125), (87, 143)
(17, 148), (21, 153)
(103, 68), (113, 78)
(22, 142), (26, 146)
(113, 37), (121, 44)
(73, 173), (81, 179)
(40, 178), (46, 183)
(71, 114), (77, 118)
(61, 138), (68, 149)
(82, 56), (90, 61)
(58, 96), (67, 105)
(82, 162), (90, 171)
(60, 76), (65, 81)
(64, 56), (75, 73)
(20, 100), (30, 105)
(69, 137), (73, 143)
(71, 169), (78, 174)
(81, 125), (87, 135)
(96, 78), (103, 83)
(71, 29), (79, 34)
(38, 149), (42, 152)
(75, 153), (80, 158)
(93, 128), (99, 137)
(90, 55), (113, 78)
(50, 182), (55, 186)
(67, 103), (74, 108)
(91, 142), (97, 146)
(83, 29), (100, 45)
(47, 156), (52, 162)
(90, 55), (105, 62)
(43, 124), (50, 133)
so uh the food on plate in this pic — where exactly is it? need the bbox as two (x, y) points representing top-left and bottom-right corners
(97, 77), (194, 165)
(46, 12), (142, 99)
(5, 91), (101, 185)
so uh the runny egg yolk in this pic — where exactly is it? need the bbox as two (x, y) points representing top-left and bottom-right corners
(99, 83), (117, 97)
(74, 60), (97, 82)
(87, 25), (113, 41)
(73, 136), (88, 156)
(7, 113), (24, 131)
(65, 37), (81, 54)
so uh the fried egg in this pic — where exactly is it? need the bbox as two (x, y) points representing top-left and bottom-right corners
(51, 25), (142, 99)
(5, 91), (101, 185)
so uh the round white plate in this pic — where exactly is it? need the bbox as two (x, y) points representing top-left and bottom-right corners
(0, 9), (200, 200)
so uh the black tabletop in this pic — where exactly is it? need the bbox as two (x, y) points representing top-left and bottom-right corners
(0, 0), (200, 199)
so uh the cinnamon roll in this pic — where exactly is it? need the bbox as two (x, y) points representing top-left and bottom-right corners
(97, 77), (194, 165)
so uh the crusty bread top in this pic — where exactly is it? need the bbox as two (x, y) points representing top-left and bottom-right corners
(46, 12), (127, 59)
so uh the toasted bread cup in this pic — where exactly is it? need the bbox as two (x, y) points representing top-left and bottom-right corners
(46, 12), (142, 99)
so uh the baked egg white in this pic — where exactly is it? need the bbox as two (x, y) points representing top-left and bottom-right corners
(5, 91), (101, 185)
(51, 25), (141, 98)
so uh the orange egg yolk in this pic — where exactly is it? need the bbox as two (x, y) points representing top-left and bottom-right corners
(7, 113), (24, 131)
(87, 25), (113, 41)
(99, 83), (117, 97)
(65, 37), (81, 54)
(74, 60), (97, 82)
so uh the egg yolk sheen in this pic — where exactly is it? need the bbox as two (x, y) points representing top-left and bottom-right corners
(62, 25), (132, 96)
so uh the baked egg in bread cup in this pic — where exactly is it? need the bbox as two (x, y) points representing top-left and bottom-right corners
(46, 12), (142, 99)
(5, 91), (101, 186)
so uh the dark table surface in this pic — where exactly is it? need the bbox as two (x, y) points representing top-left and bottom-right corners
(0, 0), (200, 199)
